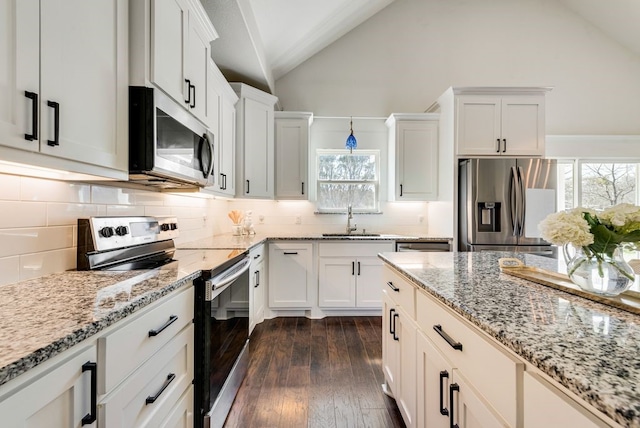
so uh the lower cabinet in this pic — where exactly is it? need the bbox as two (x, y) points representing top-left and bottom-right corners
(250, 244), (266, 334)
(268, 242), (314, 308)
(0, 345), (98, 427)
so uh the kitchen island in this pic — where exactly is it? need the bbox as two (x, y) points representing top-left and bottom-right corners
(380, 251), (639, 428)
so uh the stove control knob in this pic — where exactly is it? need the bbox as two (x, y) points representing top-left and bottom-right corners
(99, 227), (115, 238)
(160, 223), (170, 232)
(170, 223), (178, 230)
(115, 226), (129, 236)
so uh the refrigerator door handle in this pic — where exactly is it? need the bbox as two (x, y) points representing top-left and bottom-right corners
(517, 166), (526, 237)
(509, 167), (518, 236)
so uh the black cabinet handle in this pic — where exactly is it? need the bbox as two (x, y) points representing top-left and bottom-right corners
(246, 179), (250, 194)
(283, 251), (298, 255)
(301, 182), (305, 195)
(255, 270), (260, 287)
(253, 254), (260, 260)
(387, 281), (399, 292)
(81, 361), (97, 425)
(145, 373), (175, 404)
(352, 261), (355, 276)
(219, 173), (227, 190)
(449, 383), (460, 428)
(184, 79), (191, 105)
(357, 261), (361, 275)
(439, 370), (449, 416)
(496, 138), (500, 153)
(400, 184), (403, 197)
(47, 101), (59, 146)
(25, 91), (38, 141)
(389, 308), (396, 335)
(392, 313), (399, 341)
(148, 315), (178, 337)
(502, 138), (506, 153)
(433, 324), (463, 351)
(190, 83), (196, 108)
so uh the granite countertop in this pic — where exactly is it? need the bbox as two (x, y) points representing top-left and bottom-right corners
(379, 251), (640, 428)
(0, 248), (244, 388)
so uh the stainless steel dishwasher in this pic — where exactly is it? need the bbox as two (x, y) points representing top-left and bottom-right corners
(395, 240), (452, 252)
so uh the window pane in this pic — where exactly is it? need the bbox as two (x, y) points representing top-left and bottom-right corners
(317, 183), (376, 210)
(580, 163), (637, 209)
(557, 163), (574, 210)
(318, 154), (377, 181)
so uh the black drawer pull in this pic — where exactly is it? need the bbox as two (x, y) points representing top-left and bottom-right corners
(47, 100), (59, 146)
(439, 370), (449, 416)
(389, 308), (395, 335)
(433, 324), (463, 351)
(301, 181), (305, 195)
(450, 383), (460, 428)
(352, 261), (355, 275)
(283, 252), (298, 255)
(184, 79), (191, 105)
(148, 315), (178, 337)
(357, 261), (361, 276)
(146, 373), (175, 404)
(392, 313), (399, 341)
(386, 281), (399, 292)
(25, 91), (38, 141)
(81, 361), (97, 425)
(246, 179), (250, 194)
(502, 138), (507, 153)
(496, 138), (500, 153)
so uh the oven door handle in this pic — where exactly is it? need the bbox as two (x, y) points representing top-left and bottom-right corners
(205, 257), (251, 299)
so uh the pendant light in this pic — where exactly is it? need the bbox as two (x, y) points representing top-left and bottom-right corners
(345, 117), (357, 153)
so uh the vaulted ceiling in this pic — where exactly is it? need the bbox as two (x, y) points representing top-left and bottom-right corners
(201, 0), (640, 95)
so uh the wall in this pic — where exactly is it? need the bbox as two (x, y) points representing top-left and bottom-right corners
(274, 0), (640, 135)
(0, 173), (226, 287)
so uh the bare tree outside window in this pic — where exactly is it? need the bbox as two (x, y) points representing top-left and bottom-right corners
(317, 150), (379, 212)
(580, 163), (637, 209)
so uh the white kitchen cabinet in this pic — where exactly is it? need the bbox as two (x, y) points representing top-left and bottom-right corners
(268, 242), (313, 308)
(0, 0), (128, 179)
(449, 369), (506, 428)
(318, 242), (393, 308)
(0, 344), (98, 427)
(150, 0), (217, 124)
(416, 330), (451, 428)
(232, 83), (278, 199)
(452, 88), (548, 157)
(274, 112), (313, 200)
(249, 244), (266, 334)
(523, 371), (609, 428)
(386, 114), (439, 201)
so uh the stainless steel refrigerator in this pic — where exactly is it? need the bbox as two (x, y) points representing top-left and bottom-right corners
(458, 158), (558, 257)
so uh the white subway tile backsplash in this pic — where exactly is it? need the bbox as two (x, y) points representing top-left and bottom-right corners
(0, 174), (21, 200)
(20, 177), (91, 203)
(47, 203), (99, 226)
(0, 256), (20, 287)
(0, 227), (74, 258)
(144, 206), (172, 217)
(91, 185), (135, 205)
(105, 205), (146, 216)
(0, 201), (47, 228)
(19, 248), (76, 281)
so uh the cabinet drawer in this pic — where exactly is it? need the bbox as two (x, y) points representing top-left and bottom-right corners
(383, 266), (415, 318)
(100, 324), (194, 428)
(319, 242), (393, 257)
(100, 286), (194, 393)
(416, 290), (523, 427)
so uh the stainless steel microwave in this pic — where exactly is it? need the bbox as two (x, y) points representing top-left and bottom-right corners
(128, 86), (214, 190)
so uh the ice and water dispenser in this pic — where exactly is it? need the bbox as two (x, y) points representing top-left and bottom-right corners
(477, 202), (501, 232)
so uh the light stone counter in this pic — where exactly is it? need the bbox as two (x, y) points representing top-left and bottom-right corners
(379, 251), (640, 428)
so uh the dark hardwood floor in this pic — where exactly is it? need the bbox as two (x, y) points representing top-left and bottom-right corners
(223, 316), (406, 428)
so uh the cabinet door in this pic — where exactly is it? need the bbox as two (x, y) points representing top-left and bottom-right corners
(0, 345), (97, 427)
(275, 118), (309, 200)
(395, 120), (438, 201)
(318, 257), (356, 307)
(523, 372), (608, 428)
(159, 385), (193, 428)
(218, 95), (236, 195)
(0, 0), (39, 152)
(39, 0), (126, 171)
(356, 256), (385, 308)
(268, 243), (313, 308)
(456, 96), (501, 156)
(382, 290), (399, 395)
(205, 61), (221, 139)
(501, 96), (544, 156)
(450, 369), (506, 428)
(416, 331), (452, 428)
(250, 258), (265, 334)
(241, 98), (274, 198)
(185, 12), (209, 121)
(152, 0), (188, 105)
(396, 306), (417, 428)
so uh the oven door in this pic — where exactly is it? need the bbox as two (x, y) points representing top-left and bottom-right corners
(194, 255), (250, 428)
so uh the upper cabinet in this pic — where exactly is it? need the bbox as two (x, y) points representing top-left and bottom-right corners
(0, 0), (128, 179)
(130, 0), (218, 127)
(435, 87), (551, 158)
(274, 112), (313, 200)
(386, 113), (439, 201)
(232, 83), (278, 199)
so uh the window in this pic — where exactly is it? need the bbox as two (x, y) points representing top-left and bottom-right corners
(316, 149), (380, 212)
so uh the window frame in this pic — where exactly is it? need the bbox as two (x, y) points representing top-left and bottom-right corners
(315, 148), (381, 213)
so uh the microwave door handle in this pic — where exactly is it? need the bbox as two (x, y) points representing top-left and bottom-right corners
(198, 134), (213, 179)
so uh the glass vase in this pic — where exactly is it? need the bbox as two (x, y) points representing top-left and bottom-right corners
(563, 244), (635, 296)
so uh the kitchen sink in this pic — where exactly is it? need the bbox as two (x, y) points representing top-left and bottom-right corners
(322, 233), (381, 237)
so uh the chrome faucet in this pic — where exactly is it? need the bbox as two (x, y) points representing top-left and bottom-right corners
(346, 204), (357, 234)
